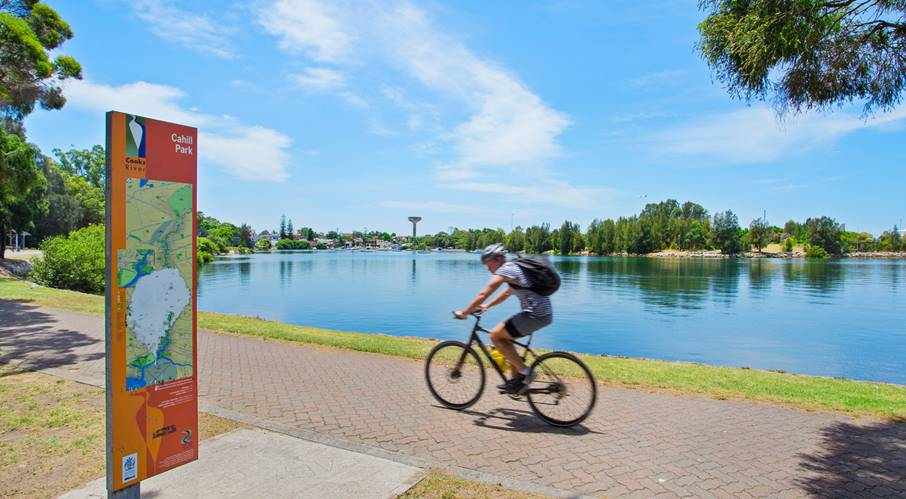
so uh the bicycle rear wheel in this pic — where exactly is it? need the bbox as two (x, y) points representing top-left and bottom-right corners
(526, 351), (597, 427)
(425, 340), (486, 410)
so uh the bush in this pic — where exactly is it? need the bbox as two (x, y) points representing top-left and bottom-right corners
(197, 237), (220, 264)
(782, 237), (794, 252)
(30, 225), (105, 294)
(805, 244), (828, 259)
(255, 239), (271, 250)
(275, 238), (310, 250)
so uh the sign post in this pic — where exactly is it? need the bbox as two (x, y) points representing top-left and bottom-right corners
(105, 112), (198, 495)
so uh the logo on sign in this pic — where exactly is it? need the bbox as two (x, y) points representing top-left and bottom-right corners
(122, 453), (138, 482)
(126, 115), (146, 158)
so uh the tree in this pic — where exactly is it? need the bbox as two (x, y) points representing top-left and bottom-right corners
(53, 145), (104, 188)
(805, 216), (845, 255)
(712, 210), (742, 254)
(556, 220), (582, 255)
(255, 238), (271, 250)
(698, 0), (906, 115)
(0, 127), (42, 258)
(279, 215), (286, 239)
(238, 224), (253, 248)
(286, 219), (294, 239)
(748, 217), (772, 252)
(506, 226), (526, 253)
(525, 223), (551, 254)
(0, 1), (82, 128)
(880, 225), (902, 251)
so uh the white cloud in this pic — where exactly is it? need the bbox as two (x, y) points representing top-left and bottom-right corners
(63, 78), (293, 182)
(258, 0), (571, 178)
(292, 67), (346, 91)
(648, 105), (906, 164)
(131, 0), (236, 58)
(257, 0), (352, 62)
(201, 126), (291, 182)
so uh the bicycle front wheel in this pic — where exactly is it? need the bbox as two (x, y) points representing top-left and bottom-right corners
(527, 351), (597, 427)
(425, 340), (486, 410)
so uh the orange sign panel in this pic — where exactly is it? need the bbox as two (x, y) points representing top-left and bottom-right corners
(105, 111), (198, 491)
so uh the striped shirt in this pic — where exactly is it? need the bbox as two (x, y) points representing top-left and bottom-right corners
(495, 261), (553, 318)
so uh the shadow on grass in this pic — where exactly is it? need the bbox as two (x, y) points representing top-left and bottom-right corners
(797, 419), (906, 497)
(0, 300), (103, 369)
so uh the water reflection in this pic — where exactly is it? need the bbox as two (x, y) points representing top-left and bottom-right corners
(580, 258), (711, 314)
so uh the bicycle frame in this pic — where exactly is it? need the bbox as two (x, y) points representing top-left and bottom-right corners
(459, 312), (538, 384)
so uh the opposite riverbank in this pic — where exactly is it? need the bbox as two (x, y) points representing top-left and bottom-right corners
(1, 276), (904, 419)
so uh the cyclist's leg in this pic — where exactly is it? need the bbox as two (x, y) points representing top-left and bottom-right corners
(489, 322), (527, 375)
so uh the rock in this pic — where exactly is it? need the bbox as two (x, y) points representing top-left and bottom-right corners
(0, 258), (32, 278)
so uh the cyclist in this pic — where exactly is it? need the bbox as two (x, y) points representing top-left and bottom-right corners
(454, 243), (552, 394)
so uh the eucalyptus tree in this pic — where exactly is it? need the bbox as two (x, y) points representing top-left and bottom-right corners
(1, 1), (82, 131)
(698, 0), (906, 115)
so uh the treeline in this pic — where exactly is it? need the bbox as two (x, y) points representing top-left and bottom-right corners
(418, 200), (904, 257)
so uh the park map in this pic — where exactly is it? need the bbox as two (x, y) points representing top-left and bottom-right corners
(118, 178), (194, 391)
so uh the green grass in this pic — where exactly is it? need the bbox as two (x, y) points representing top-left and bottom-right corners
(2, 277), (905, 419)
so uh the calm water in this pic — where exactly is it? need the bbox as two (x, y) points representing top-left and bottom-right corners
(198, 252), (906, 384)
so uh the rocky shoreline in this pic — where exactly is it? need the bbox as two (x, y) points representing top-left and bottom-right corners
(645, 250), (906, 259)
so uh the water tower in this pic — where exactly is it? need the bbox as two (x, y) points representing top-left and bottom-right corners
(408, 216), (421, 241)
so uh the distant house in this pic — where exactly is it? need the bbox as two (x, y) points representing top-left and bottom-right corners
(249, 230), (259, 244)
(258, 230), (273, 243)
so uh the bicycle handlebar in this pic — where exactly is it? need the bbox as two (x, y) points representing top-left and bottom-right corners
(452, 310), (482, 320)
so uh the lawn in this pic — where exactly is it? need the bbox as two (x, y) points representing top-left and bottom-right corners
(2, 277), (905, 419)
(0, 365), (243, 498)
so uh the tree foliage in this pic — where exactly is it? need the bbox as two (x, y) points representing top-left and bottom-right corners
(748, 217), (772, 251)
(805, 216), (846, 254)
(53, 145), (104, 188)
(0, 1), (82, 127)
(0, 125), (42, 257)
(712, 209), (743, 254)
(698, 0), (906, 115)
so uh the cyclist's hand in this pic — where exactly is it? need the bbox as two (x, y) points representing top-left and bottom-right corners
(452, 310), (467, 320)
(478, 304), (490, 314)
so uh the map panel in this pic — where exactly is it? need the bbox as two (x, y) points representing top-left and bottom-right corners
(120, 178), (194, 390)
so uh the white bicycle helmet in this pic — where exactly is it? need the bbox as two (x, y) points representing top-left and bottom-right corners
(480, 243), (507, 262)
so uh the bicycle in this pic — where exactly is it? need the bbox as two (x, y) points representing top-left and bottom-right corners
(424, 311), (597, 427)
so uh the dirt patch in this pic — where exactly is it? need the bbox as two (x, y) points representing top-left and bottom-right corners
(400, 469), (550, 499)
(0, 365), (244, 498)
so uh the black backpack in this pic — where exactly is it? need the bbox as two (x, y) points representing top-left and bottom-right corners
(512, 256), (560, 296)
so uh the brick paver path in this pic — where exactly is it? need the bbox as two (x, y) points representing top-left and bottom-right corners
(2, 300), (904, 498)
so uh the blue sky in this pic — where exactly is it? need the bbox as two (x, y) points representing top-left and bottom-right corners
(25, 0), (906, 235)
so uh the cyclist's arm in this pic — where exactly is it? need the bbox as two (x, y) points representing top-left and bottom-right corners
(481, 288), (511, 310)
(459, 275), (506, 315)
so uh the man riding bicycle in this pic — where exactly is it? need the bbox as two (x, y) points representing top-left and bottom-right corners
(454, 243), (553, 394)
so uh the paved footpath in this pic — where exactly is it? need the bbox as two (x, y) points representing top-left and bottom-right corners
(1, 300), (904, 498)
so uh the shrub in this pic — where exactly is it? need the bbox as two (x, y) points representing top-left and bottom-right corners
(805, 244), (828, 259)
(255, 239), (271, 250)
(275, 238), (310, 250)
(197, 237), (220, 264)
(30, 225), (105, 294)
(782, 237), (794, 252)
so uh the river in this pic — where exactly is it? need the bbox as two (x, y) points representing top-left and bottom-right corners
(197, 251), (906, 384)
